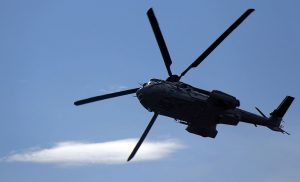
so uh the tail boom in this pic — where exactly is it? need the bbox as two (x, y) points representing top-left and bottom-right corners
(228, 96), (294, 134)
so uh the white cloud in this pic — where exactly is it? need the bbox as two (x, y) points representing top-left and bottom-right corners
(3, 138), (183, 165)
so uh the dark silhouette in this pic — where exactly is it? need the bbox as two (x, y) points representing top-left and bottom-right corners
(74, 8), (294, 162)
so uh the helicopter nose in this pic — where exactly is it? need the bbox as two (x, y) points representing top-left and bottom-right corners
(136, 88), (144, 102)
(136, 87), (151, 103)
(136, 86), (162, 111)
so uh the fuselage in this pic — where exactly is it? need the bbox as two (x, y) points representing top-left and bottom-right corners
(136, 78), (277, 138)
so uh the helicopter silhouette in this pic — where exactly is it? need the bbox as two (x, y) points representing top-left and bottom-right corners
(74, 8), (294, 161)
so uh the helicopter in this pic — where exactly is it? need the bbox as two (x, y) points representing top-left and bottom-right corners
(74, 8), (294, 162)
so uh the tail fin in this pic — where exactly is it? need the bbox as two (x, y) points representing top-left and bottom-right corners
(270, 96), (294, 119)
(268, 96), (294, 134)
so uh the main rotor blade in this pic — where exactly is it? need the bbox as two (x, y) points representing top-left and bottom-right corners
(179, 9), (255, 79)
(74, 88), (139, 106)
(147, 8), (173, 77)
(127, 112), (159, 162)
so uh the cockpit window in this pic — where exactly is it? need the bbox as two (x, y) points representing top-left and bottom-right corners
(150, 78), (163, 82)
(144, 79), (163, 87)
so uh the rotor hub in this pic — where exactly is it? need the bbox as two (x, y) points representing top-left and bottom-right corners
(166, 75), (180, 82)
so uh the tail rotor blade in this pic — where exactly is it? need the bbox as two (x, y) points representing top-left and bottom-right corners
(255, 107), (267, 118)
(147, 8), (173, 77)
(74, 88), (139, 106)
(179, 9), (255, 79)
(127, 113), (159, 162)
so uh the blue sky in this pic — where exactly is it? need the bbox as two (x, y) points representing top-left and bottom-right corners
(0, 0), (299, 181)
